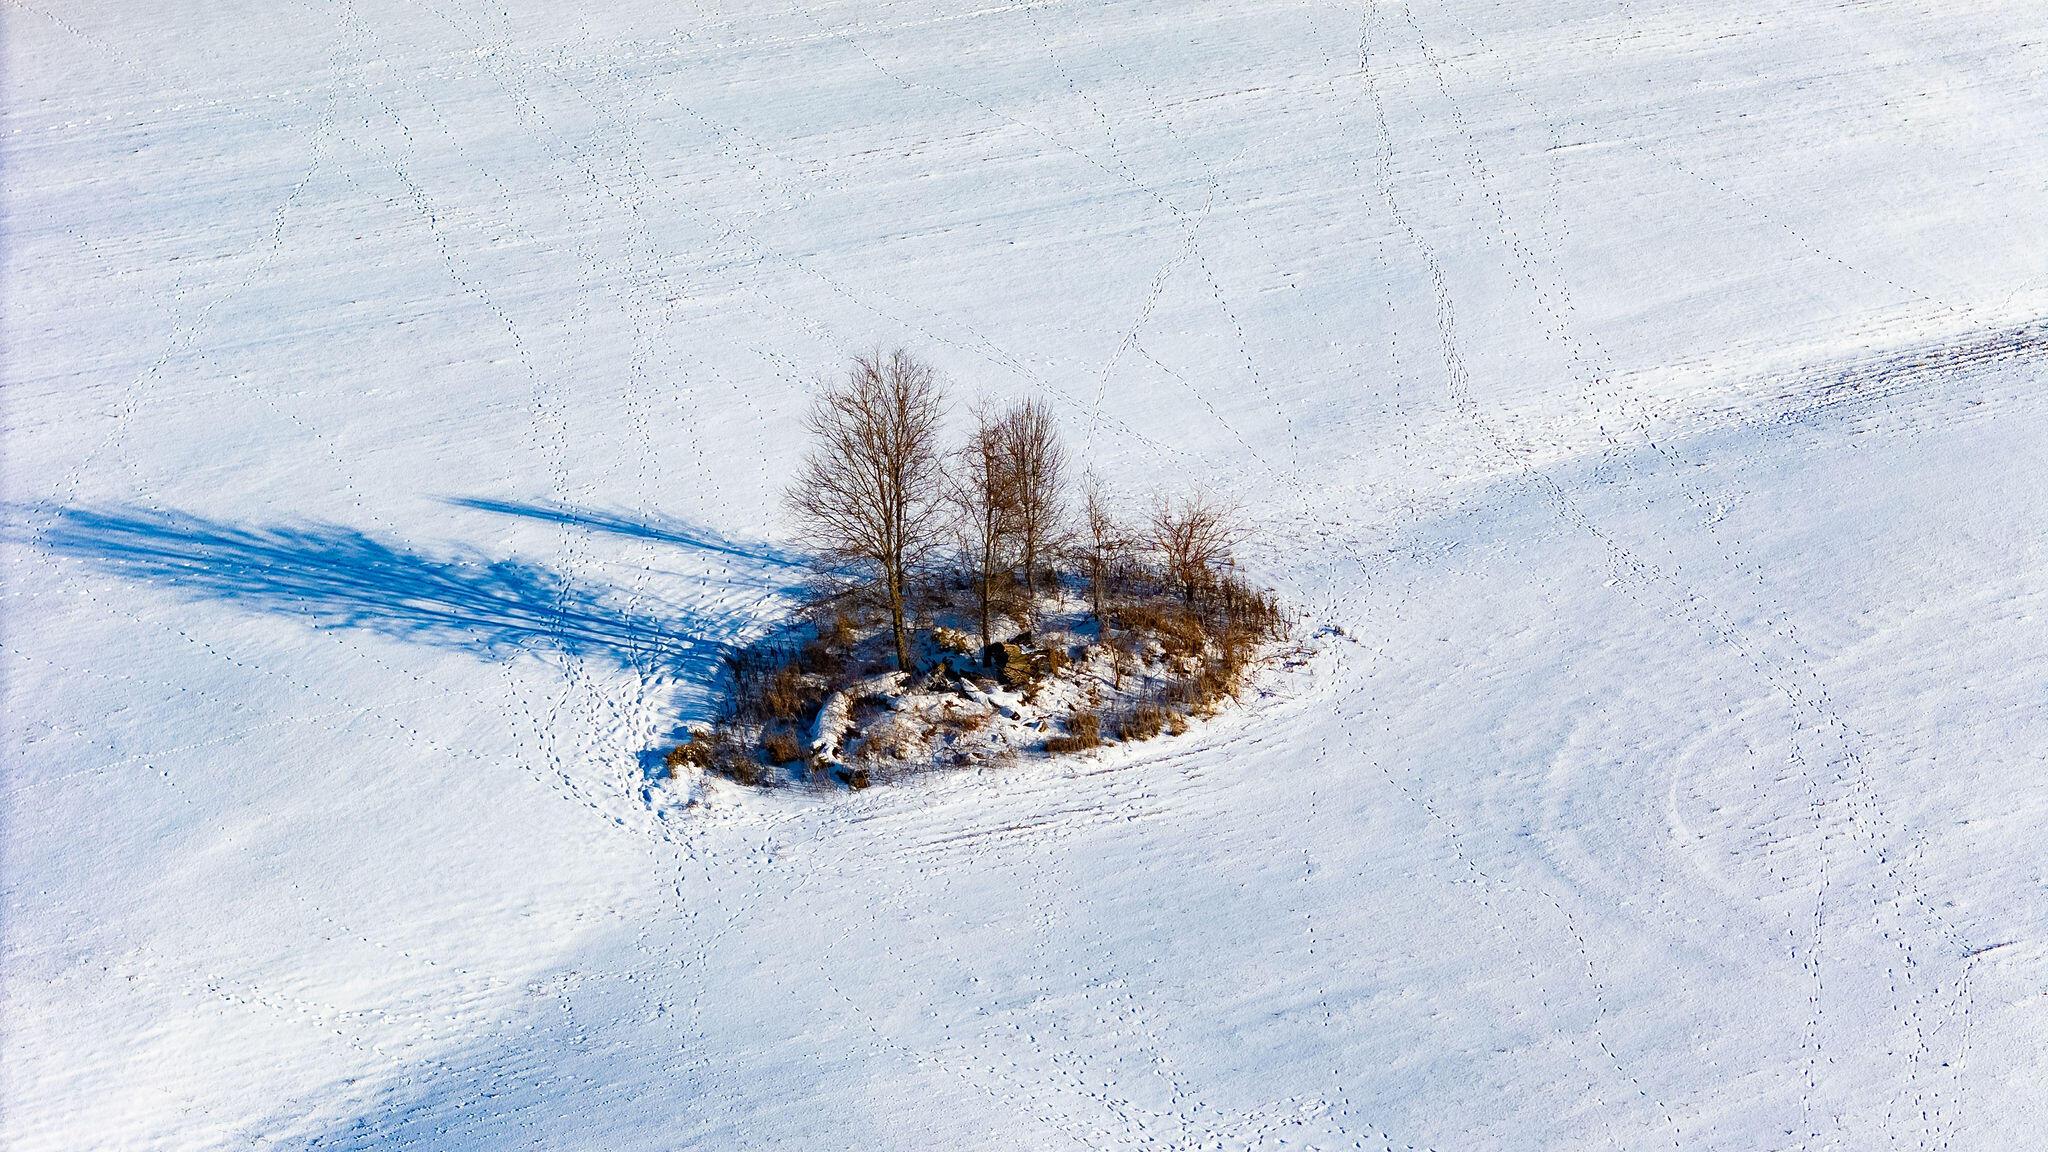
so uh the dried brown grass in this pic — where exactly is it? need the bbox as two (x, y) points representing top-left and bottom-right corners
(1045, 710), (1101, 754)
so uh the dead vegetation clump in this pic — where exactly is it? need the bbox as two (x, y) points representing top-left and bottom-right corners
(1118, 702), (1168, 743)
(665, 726), (762, 786)
(760, 727), (804, 765)
(1114, 599), (1206, 660)
(1044, 710), (1101, 754)
(663, 732), (716, 774)
(762, 666), (812, 724)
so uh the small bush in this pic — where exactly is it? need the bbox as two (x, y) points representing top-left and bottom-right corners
(826, 610), (857, 647)
(989, 571), (1031, 621)
(708, 732), (765, 786)
(1045, 710), (1101, 754)
(798, 638), (842, 675)
(1117, 600), (1206, 659)
(763, 665), (812, 724)
(791, 609), (857, 676)
(1214, 573), (1286, 640)
(670, 727), (765, 786)
(932, 626), (976, 655)
(664, 731), (718, 773)
(761, 727), (804, 764)
(1119, 703), (1168, 742)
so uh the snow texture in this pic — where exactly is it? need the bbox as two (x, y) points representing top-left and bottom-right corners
(5, 1), (2047, 1149)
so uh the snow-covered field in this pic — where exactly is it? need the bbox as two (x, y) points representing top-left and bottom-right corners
(7, 1), (2048, 1147)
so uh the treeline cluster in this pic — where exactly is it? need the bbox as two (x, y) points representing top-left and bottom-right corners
(666, 348), (1286, 786)
(786, 348), (1272, 665)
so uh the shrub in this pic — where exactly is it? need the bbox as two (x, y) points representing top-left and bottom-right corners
(707, 729), (765, 786)
(824, 610), (857, 649)
(723, 646), (784, 722)
(665, 731), (718, 773)
(1149, 492), (1246, 604)
(1116, 599), (1205, 659)
(761, 727), (804, 764)
(989, 571), (1031, 622)
(763, 665), (812, 724)
(1045, 710), (1101, 754)
(669, 727), (765, 786)
(1213, 572), (1285, 640)
(798, 637), (842, 675)
(932, 625), (976, 656)
(714, 751), (766, 787)
(1119, 703), (1167, 742)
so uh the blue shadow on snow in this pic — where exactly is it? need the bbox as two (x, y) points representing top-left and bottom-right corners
(30, 503), (776, 675)
(446, 495), (810, 571)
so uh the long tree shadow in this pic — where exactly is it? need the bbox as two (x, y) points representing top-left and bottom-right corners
(447, 496), (811, 570)
(29, 504), (766, 675)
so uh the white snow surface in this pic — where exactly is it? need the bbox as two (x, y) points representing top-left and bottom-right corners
(7, 1), (2048, 1148)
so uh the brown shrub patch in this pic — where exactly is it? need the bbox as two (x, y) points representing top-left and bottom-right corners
(1044, 710), (1101, 754)
(762, 665), (815, 725)
(761, 727), (804, 764)
(1119, 703), (1167, 742)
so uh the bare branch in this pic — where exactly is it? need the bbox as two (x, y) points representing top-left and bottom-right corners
(1072, 472), (1131, 624)
(786, 349), (948, 670)
(994, 397), (1067, 616)
(947, 405), (1022, 652)
(1148, 491), (1246, 604)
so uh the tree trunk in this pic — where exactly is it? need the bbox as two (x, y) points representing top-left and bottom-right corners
(1022, 535), (1037, 612)
(888, 568), (910, 671)
(978, 561), (992, 653)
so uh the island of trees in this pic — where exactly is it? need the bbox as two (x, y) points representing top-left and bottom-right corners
(664, 349), (1288, 790)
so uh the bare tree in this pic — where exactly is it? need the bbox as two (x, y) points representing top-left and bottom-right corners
(1148, 491), (1246, 603)
(1074, 473), (1129, 624)
(787, 350), (948, 671)
(995, 398), (1066, 617)
(948, 406), (1020, 653)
